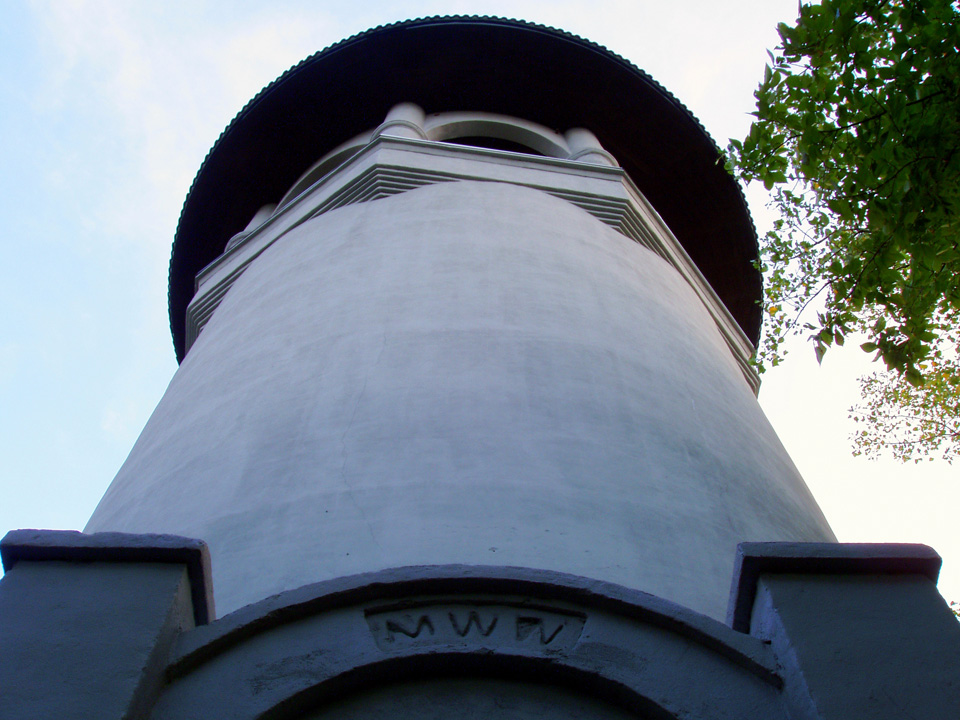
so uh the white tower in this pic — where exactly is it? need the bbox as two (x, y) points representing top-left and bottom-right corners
(8, 21), (957, 720)
(85, 18), (833, 620)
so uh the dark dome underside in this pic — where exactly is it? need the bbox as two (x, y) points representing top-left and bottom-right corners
(169, 16), (761, 361)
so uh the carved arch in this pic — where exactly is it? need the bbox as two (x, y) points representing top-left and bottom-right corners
(152, 566), (788, 720)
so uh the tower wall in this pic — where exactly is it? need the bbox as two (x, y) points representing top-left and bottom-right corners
(87, 180), (833, 619)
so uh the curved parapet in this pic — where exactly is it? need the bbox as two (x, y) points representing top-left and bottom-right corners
(153, 565), (786, 720)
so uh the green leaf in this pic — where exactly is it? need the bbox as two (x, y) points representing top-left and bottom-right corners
(815, 343), (827, 365)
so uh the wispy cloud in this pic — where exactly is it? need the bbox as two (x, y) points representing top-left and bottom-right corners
(28, 2), (343, 249)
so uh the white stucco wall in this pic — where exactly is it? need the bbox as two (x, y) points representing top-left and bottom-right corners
(87, 180), (834, 619)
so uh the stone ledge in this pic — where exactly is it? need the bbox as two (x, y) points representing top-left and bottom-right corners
(727, 541), (942, 632)
(1, 529), (214, 625)
(152, 564), (785, 720)
(170, 564), (778, 688)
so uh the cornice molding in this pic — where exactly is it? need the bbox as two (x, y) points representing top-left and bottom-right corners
(186, 136), (759, 392)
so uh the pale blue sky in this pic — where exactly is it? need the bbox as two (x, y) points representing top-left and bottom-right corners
(2, 0), (956, 602)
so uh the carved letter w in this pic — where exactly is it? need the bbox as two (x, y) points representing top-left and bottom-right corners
(449, 610), (497, 637)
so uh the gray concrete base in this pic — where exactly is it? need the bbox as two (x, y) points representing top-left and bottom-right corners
(0, 530), (212, 720)
(729, 542), (960, 720)
(2, 533), (959, 719)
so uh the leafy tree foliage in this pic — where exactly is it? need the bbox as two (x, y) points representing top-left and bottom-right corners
(727, 0), (960, 461)
(851, 319), (959, 461)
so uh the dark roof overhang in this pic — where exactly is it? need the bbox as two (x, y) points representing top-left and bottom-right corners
(169, 16), (761, 361)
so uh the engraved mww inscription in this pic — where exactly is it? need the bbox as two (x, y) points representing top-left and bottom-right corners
(366, 601), (585, 651)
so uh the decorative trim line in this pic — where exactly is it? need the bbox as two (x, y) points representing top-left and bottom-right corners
(186, 137), (759, 392)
